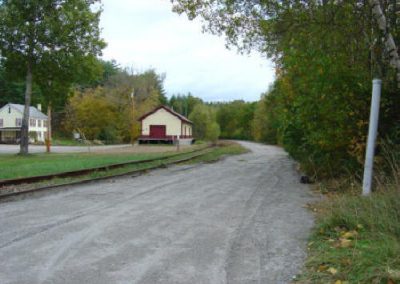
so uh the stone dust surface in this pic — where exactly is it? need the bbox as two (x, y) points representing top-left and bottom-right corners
(0, 141), (315, 284)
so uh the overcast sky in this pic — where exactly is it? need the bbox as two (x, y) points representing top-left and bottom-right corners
(100, 0), (275, 102)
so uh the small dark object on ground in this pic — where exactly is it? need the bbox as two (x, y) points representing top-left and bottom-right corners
(300, 176), (313, 184)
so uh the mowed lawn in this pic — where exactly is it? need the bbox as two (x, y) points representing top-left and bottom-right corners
(0, 151), (180, 180)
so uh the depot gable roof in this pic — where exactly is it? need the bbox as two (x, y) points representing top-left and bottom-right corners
(138, 105), (193, 124)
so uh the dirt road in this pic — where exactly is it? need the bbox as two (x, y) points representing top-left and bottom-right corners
(0, 141), (315, 284)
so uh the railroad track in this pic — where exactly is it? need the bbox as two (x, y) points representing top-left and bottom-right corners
(0, 146), (212, 199)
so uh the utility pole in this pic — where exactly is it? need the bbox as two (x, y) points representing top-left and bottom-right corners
(362, 79), (382, 196)
(130, 89), (135, 145)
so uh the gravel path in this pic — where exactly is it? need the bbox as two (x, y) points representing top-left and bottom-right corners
(0, 141), (315, 284)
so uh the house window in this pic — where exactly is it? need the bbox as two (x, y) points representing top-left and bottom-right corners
(44, 120), (48, 128)
(0, 119), (3, 128)
(8, 107), (11, 114)
(38, 120), (42, 127)
(16, 118), (22, 127)
(30, 119), (36, 127)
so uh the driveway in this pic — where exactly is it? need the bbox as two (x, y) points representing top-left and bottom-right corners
(0, 144), (131, 154)
(0, 141), (315, 284)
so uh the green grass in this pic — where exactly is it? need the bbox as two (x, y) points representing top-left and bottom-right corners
(51, 137), (88, 146)
(0, 151), (187, 180)
(297, 190), (400, 284)
(0, 141), (247, 194)
(2, 154), (193, 193)
(186, 141), (248, 163)
(0, 141), (247, 181)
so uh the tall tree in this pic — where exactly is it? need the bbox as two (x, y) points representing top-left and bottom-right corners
(0, 62), (25, 105)
(169, 92), (203, 117)
(172, 0), (400, 177)
(171, 0), (399, 84)
(189, 103), (220, 142)
(0, 0), (105, 154)
(369, 0), (400, 87)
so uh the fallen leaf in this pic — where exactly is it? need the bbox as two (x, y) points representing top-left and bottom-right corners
(327, 267), (338, 275)
(387, 268), (400, 280)
(338, 238), (352, 248)
(334, 280), (342, 284)
(340, 258), (352, 266)
(341, 230), (358, 239)
(318, 264), (328, 272)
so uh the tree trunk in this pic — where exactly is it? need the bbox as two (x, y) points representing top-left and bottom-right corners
(46, 103), (52, 153)
(19, 63), (33, 155)
(369, 0), (400, 86)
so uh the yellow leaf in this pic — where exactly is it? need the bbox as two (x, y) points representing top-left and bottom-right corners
(318, 264), (328, 272)
(340, 258), (352, 266)
(334, 281), (342, 284)
(339, 238), (352, 248)
(341, 230), (358, 239)
(327, 267), (338, 275)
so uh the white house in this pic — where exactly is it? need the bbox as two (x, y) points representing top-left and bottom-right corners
(138, 105), (193, 144)
(0, 103), (48, 143)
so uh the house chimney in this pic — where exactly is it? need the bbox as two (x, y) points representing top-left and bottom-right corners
(37, 104), (42, 111)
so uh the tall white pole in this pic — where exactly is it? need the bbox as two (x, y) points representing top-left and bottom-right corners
(362, 79), (382, 196)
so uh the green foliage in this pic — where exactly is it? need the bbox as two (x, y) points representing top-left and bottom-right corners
(0, 66), (25, 106)
(0, 0), (106, 76)
(64, 68), (167, 143)
(205, 121), (220, 144)
(168, 92), (203, 117)
(0, 61), (44, 107)
(214, 100), (255, 140)
(189, 104), (210, 139)
(64, 88), (117, 141)
(252, 92), (279, 144)
(172, 0), (400, 176)
(0, 0), (106, 153)
(188, 103), (220, 142)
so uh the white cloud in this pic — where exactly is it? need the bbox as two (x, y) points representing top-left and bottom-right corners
(100, 0), (275, 102)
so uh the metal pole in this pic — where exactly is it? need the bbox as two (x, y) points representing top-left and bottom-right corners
(362, 79), (382, 196)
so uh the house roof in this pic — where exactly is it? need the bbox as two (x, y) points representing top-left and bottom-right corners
(138, 105), (193, 124)
(1, 103), (48, 119)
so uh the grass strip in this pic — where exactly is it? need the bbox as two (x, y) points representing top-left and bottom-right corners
(296, 190), (400, 284)
(0, 142), (247, 198)
(0, 145), (206, 180)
